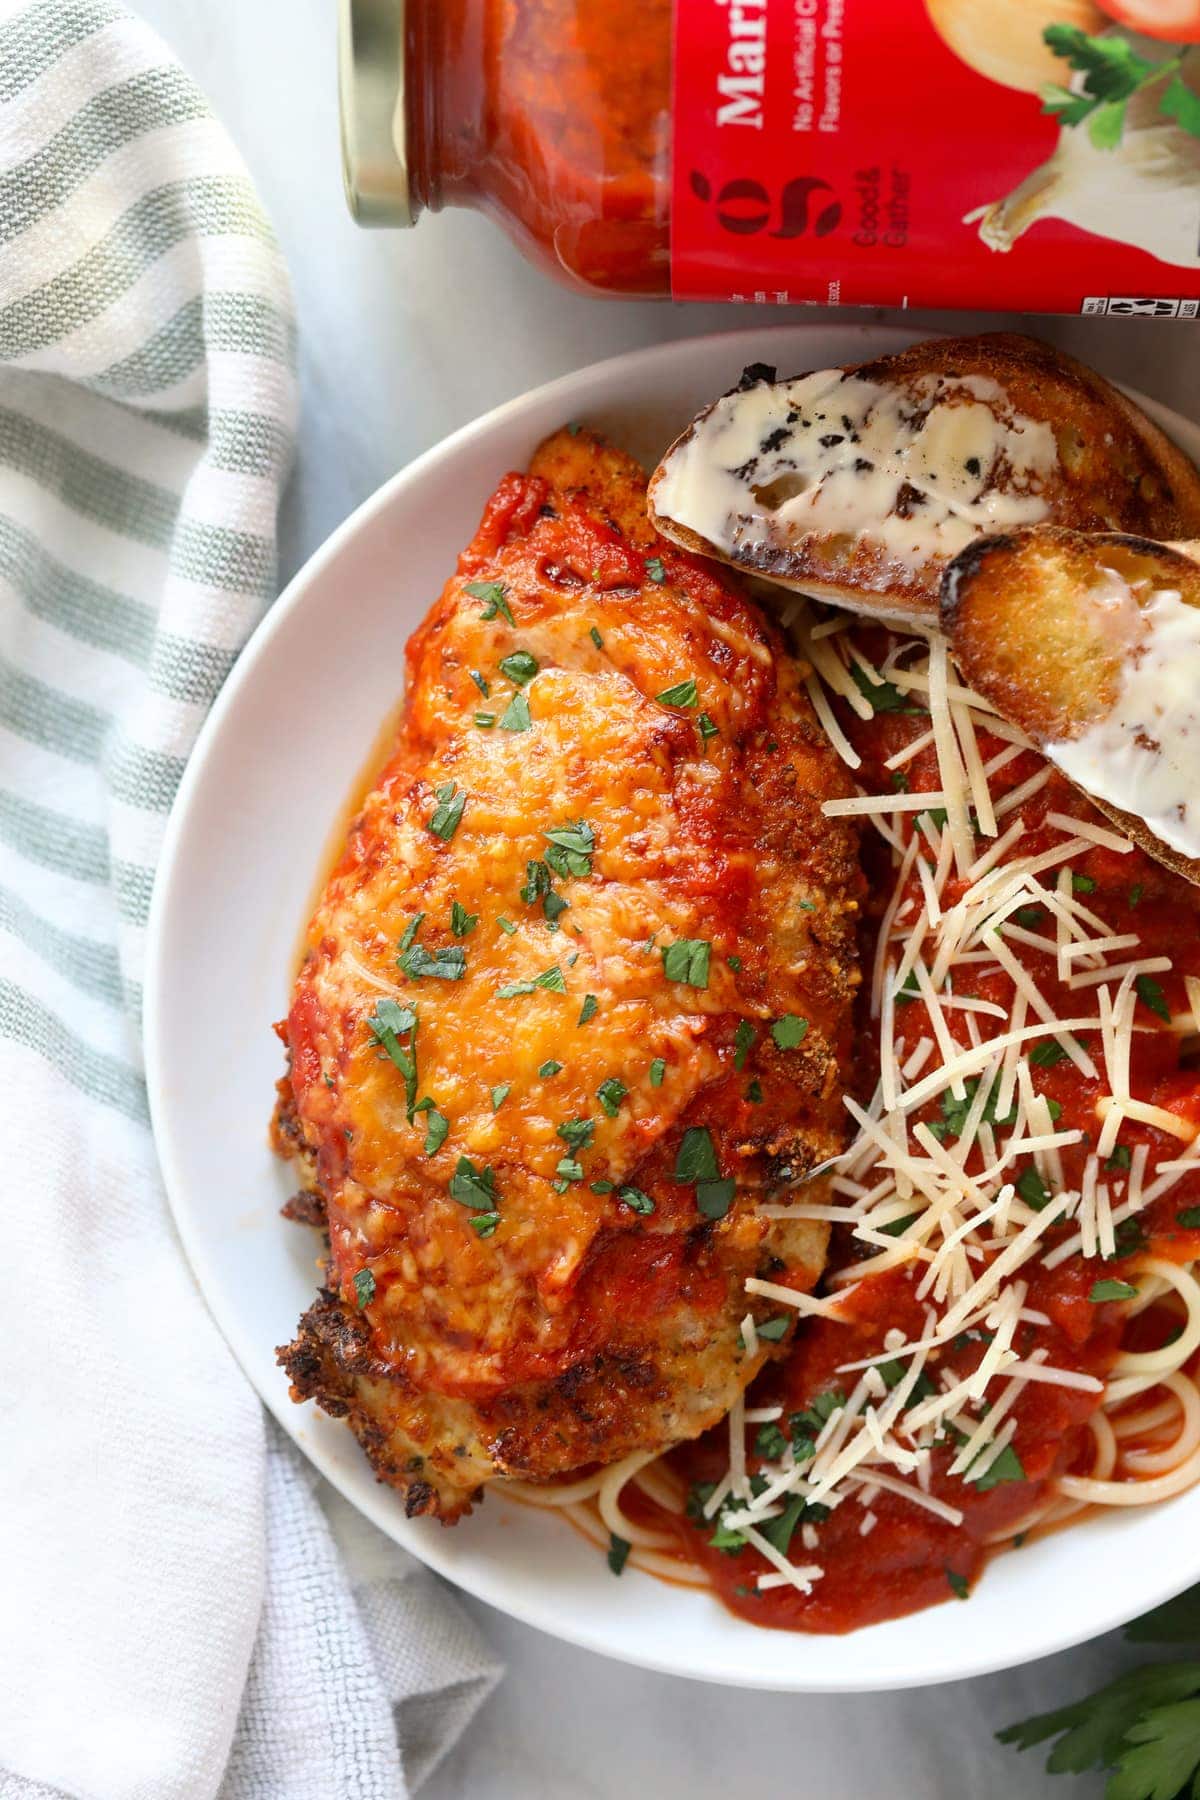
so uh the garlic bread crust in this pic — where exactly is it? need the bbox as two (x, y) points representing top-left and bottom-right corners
(943, 525), (1200, 886)
(648, 333), (1200, 628)
(275, 430), (863, 1520)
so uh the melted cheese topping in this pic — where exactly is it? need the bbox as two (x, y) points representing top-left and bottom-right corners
(1047, 579), (1200, 861)
(654, 369), (1057, 577)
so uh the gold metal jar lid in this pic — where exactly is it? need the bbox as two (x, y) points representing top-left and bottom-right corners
(338, 0), (412, 225)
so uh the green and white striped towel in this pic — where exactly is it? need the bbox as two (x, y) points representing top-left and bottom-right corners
(0, 5), (500, 1798)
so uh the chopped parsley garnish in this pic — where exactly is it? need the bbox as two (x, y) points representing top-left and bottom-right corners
(597, 1078), (628, 1118)
(848, 663), (912, 713)
(656, 676), (698, 708)
(649, 1057), (665, 1087)
(969, 1444), (1026, 1492)
(755, 1315), (791, 1343)
(755, 1422), (788, 1460)
(607, 1533), (631, 1575)
(543, 891), (569, 927)
(771, 1014), (808, 1051)
(353, 1268), (375, 1309)
(556, 1157), (584, 1182)
(698, 711), (719, 746)
(366, 998), (419, 1120)
(543, 820), (595, 878)
(675, 1127), (719, 1184)
(1072, 871), (1096, 894)
(697, 1178), (736, 1220)
(733, 1021), (755, 1071)
(490, 1083), (510, 1112)
(499, 692), (531, 733)
(1136, 974), (1171, 1022)
(470, 1212), (500, 1238)
(473, 712), (495, 729)
(880, 1210), (920, 1237)
(589, 626), (604, 650)
(644, 556), (667, 584)
(878, 1360), (937, 1403)
(465, 579), (515, 625)
(450, 900), (478, 938)
(1109, 1216), (1149, 1261)
(578, 994), (599, 1025)
(557, 1117), (595, 1150)
(497, 965), (566, 998)
(946, 1569), (970, 1601)
(928, 1076), (1017, 1143)
(539, 1059), (563, 1078)
(429, 781), (466, 841)
(1090, 1278), (1138, 1303)
(1015, 905), (1045, 929)
(1129, 882), (1144, 907)
(727, 954), (743, 973)
(497, 916), (517, 935)
(1016, 1165), (1052, 1210)
(398, 914), (424, 954)
(470, 670), (490, 697)
(618, 1186), (655, 1215)
(891, 770), (910, 793)
(745, 1079), (763, 1104)
(499, 649), (539, 687)
(1030, 1039), (1069, 1068)
(399, 943), (466, 981)
(1106, 1143), (1133, 1172)
(449, 1156), (499, 1211)
(423, 1108), (449, 1155)
(1178, 1207), (1200, 1229)
(590, 1179), (615, 1194)
(662, 938), (711, 987)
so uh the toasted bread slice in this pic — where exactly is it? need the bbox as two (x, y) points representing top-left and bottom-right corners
(942, 525), (1200, 886)
(648, 333), (1200, 628)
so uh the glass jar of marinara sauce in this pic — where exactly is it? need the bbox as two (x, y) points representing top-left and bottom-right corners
(338, 0), (1200, 317)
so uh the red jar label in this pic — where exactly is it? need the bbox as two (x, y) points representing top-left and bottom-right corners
(670, 0), (1200, 316)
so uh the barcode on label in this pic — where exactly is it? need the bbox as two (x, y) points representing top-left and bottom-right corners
(1082, 296), (1197, 318)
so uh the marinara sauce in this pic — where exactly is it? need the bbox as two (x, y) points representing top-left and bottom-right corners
(657, 649), (1200, 1634)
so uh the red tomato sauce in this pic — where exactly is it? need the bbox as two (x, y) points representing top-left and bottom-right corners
(654, 649), (1200, 1633)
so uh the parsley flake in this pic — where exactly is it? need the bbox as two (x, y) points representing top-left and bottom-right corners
(556, 1156), (584, 1182)
(733, 1021), (755, 1071)
(449, 1156), (498, 1211)
(745, 1079), (763, 1104)
(1030, 1039), (1069, 1068)
(849, 663), (913, 713)
(423, 1109), (450, 1155)
(497, 965), (566, 998)
(400, 943), (466, 981)
(539, 1059), (563, 1079)
(589, 626), (604, 650)
(465, 579), (515, 625)
(656, 677), (699, 708)
(1090, 1278), (1138, 1303)
(698, 711), (719, 746)
(366, 998), (419, 1120)
(474, 712), (495, 729)
(727, 955), (743, 973)
(755, 1315), (791, 1343)
(675, 1127), (719, 1185)
(578, 994), (599, 1025)
(662, 938), (711, 988)
(946, 1569), (970, 1601)
(597, 1078), (627, 1118)
(499, 649), (539, 687)
(697, 1177), (736, 1219)
(1178, 1207), (1200, 1229)
(490, 1083), (510, 1112)
(497, 916), (517, 936)
(618, 1186), (655, 1215)
(649, 1057), (665, 1087)
(1106, 1143), (1133, 1172)
(607, 1533), (631, 1575)
(557, 1117), (595, 1151)
(1016, 1165), (1052, 1210)
(644, 556), (667, 584)
(470, 1211), (501, 1238)
(450, 900), (478, 938)
(1136, 975), (1171, 1022)
(499, 692), (532, 733)
(429, 781), (466, 841)
(353, 1268), (375, 1309)
(470, 670), (490, 697)
(771, 1014), (808, 1051)
(543, 820), (595, 878)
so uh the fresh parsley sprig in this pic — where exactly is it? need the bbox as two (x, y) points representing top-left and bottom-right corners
(1001, 1585), (1200, 1798)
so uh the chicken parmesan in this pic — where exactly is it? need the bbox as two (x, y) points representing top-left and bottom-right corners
(274, 429), (862, 1521)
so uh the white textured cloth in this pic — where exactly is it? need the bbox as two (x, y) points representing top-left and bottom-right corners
(0, 4), (501, 1797)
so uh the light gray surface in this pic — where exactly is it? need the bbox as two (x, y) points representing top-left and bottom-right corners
(136, 3), (1200, 1794)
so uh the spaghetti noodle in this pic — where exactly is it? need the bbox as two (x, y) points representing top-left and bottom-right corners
(505, 613), (1200, 1632)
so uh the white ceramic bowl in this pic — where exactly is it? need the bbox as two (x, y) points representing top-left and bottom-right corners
(145, 324), (1200, 1691)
